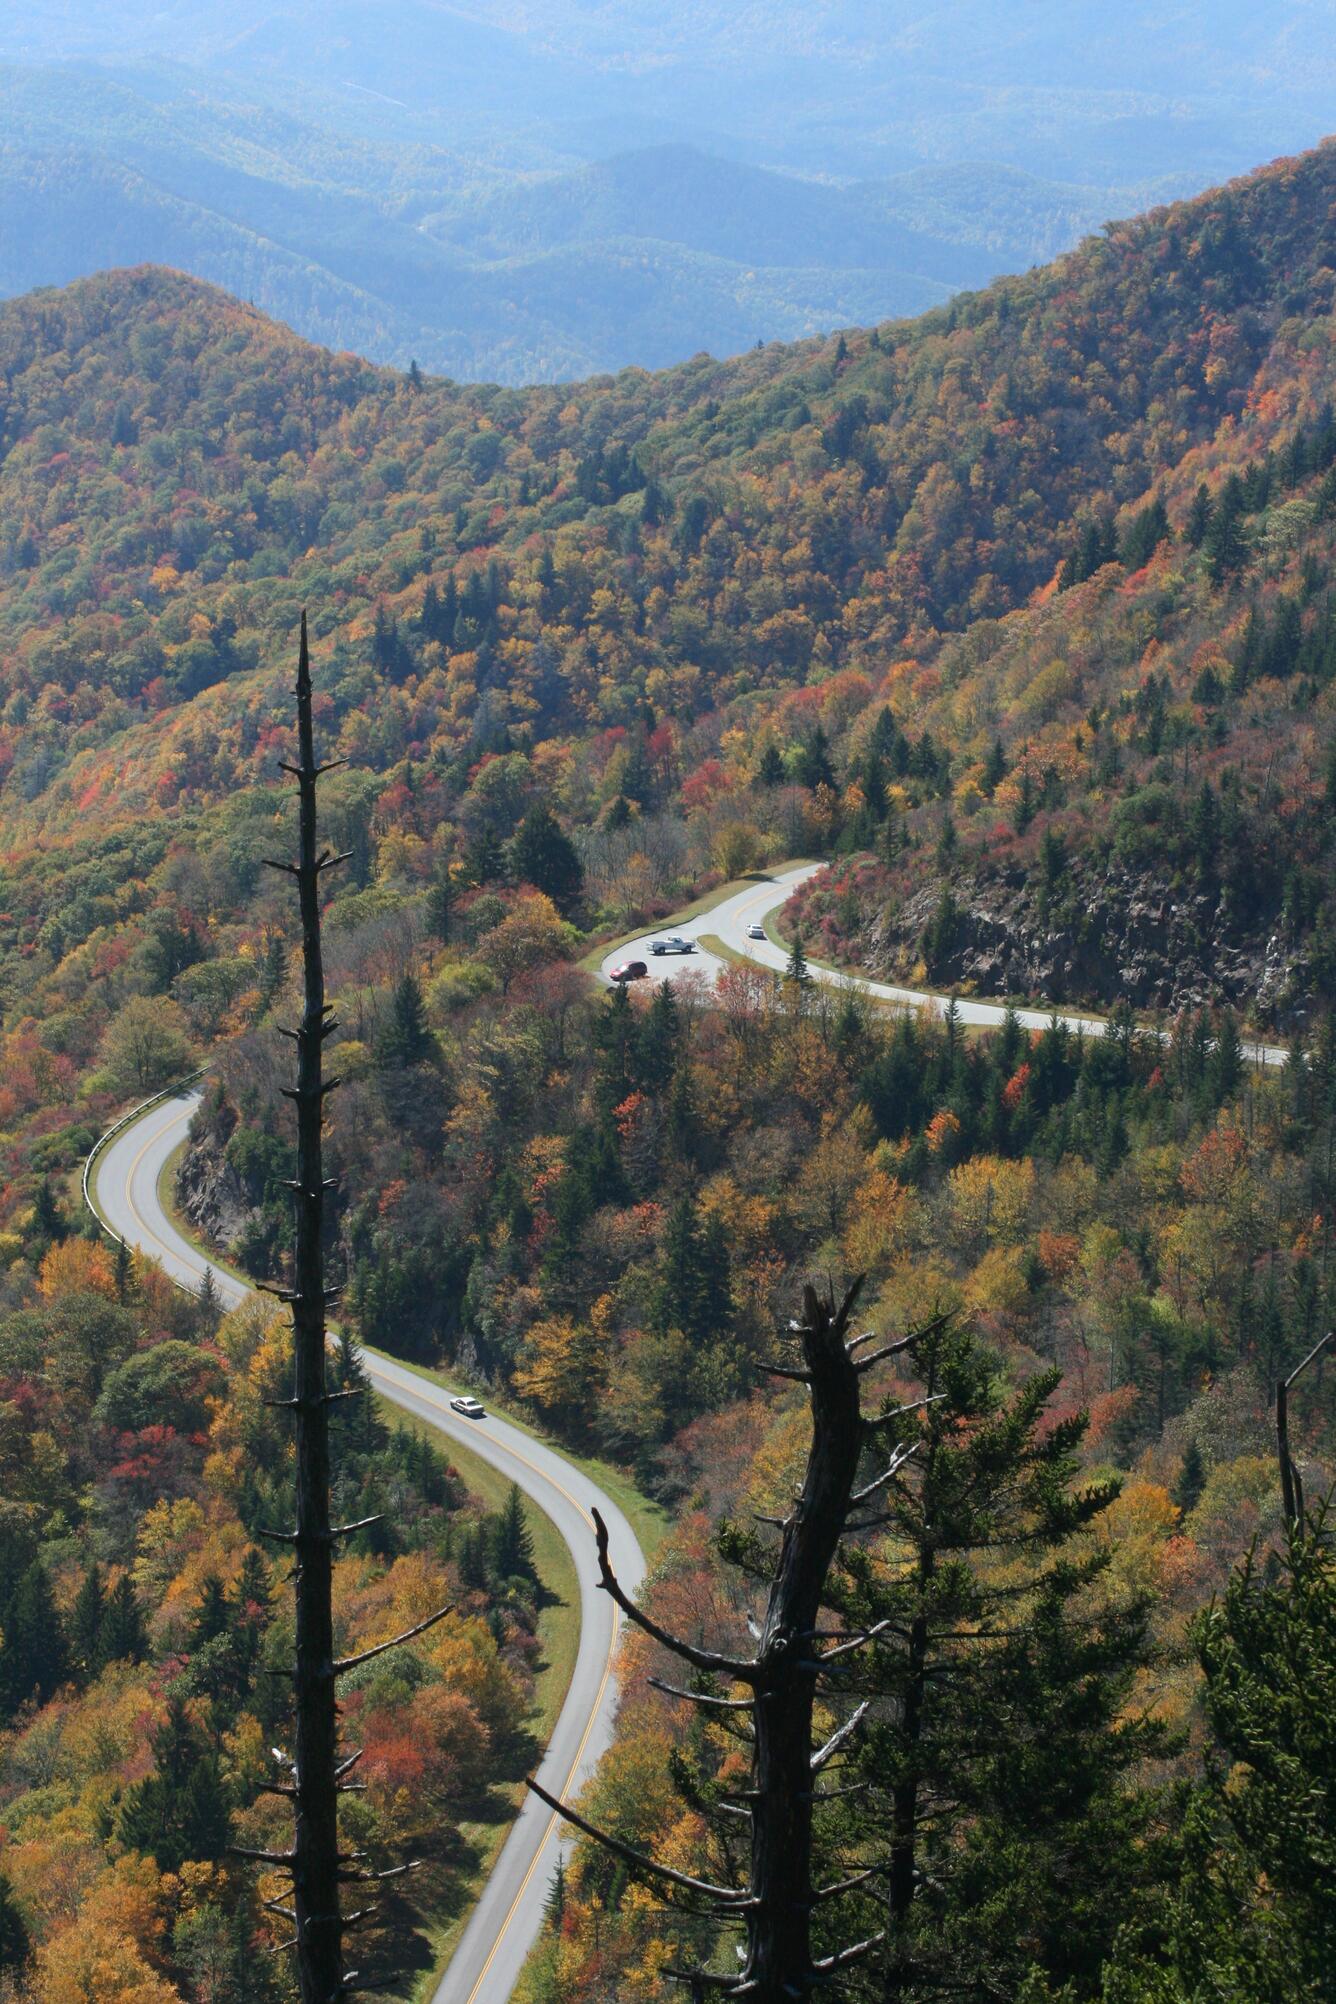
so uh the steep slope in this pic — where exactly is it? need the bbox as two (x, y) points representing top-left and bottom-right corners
(0, 140), (1335, 1179)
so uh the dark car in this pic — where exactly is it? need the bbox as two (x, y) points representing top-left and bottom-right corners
(610, 959), (649, 983)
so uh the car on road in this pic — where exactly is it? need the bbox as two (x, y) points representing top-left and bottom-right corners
(747, 922), (767, 940)
(610, 959), (649, 982)
(650, 936), (696, 955)
(450, 1395), (486, 1419)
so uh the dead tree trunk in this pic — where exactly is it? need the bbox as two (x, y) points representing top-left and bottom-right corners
(529, 1277), (924, 2000)
(238, 616), (450, 2001)
(286, 612), (344, 2004)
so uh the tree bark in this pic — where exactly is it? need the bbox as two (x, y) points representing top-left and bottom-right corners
(744, 1281), (865, 1999)
(288, 613), (343, 2003)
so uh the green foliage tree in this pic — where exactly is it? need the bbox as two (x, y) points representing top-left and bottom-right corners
(98, 993), (195, 1096)
(375, 971), (436, 1070)
(0, 1559), (68, 1721)
(493, 1484), (537, 1584)
(116, 1695), (232, 1872)
(829, 1320), (1173, 2001)
(0, 1871), (30, 1975)
(510, 801), (584, 915)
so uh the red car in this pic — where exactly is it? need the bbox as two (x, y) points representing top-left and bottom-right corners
(610, 959), (648, 983)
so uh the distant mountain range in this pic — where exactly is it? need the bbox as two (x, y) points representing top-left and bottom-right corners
(1, 4), (1333, 380)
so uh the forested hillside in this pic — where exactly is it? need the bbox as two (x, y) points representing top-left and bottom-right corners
(1, 138), (1336, 2003)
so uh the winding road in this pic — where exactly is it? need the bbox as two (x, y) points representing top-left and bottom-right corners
(601, 863), (1289, 1068)
(86, 1088), (645, 2004)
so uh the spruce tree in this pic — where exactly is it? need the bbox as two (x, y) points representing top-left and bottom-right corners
(71, 1561), (106, 1678)
(510, 801), (584, 914)
(0, 1871), (30, 1974)
(828, 1320), (1173, 2001)
(375, 970), (435, 1070)
(1171, 1439), (1207, 1516)
(0, 1560), (68, 1720)
(493, 1484), (537, 1584)
(785, 927), (811, 986)
(100, 1572), (148, 1664)
(117, 1696), (232, 1872)
(425, 867), (456, 942)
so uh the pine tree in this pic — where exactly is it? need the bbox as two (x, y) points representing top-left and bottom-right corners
(189, 1572), (232, 1653)
(100, 1572), (148, 1664)
(543, 1858), (566, 1931)
(1171, 1439), (1207, 1516)
(375, 970), (435, 1070)
(830, 1320), (1173, 2001)
(1185, 482), (1214, 548)
(493, 1484), (537, 1584)
(510, 801), (584, 914)
(197, 1264), (222, 1332)
(71, 1562), (106, 1678)
(785, 927), (811, 986)
(757, 742), (786, 787)
(0, 1871), (30, 1974)
(30, 1175), (66, 1247)
(425, 867), (456, 942)
(0, 1560), (68, 1720)
(114, 1232), (135, 1302)
(117, 1696), (232, 1872)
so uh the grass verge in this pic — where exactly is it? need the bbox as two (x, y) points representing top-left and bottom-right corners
(362, 1345), (669, 1567)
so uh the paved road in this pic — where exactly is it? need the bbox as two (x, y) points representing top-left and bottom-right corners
(601, 863), (1288, 1068)
(88, 1089), (645, 2004)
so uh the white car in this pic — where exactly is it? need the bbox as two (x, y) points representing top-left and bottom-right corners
(450, 1395), (486, 1419)
(651, 936), (696, 955)
(747, 923), (766, 940)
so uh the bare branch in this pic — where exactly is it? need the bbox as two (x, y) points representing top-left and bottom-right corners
(818, 1620), (892, 1664)
(525, 1775), (753, 1904)
(811, 1866), (881, 1905)
(814, 1931), (886, 1973)
(334, 1603), (452, 1674)
(849, 1440), (920, 1505)
(811, 1702), (869, 1772)
(592, 1509), (758, 1682)
(648, 1676), (756, 1710)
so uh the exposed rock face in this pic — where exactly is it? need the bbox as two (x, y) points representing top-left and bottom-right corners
(858, 861), (1306, 1025)
(178, 1130), (252, 1250)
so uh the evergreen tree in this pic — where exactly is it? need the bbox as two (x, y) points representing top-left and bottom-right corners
(375, 971), (436, 1070)
(71, 1562), (106, 1678)
(197, 1264), (223, 1333)
(1204, 476), (1248, 582)
(829, 1321), (1173, 2001)
(30, 1175), (66, 1247)
(1105, 1513), (1336, 2004)
(1171, 1439), (1207, 1516)
(785, 927), (811, 986)
(492, 1484), (537, 1584)
(117, 1696), (232, 1872)
(756, 743), (786, 787)
(100, 1572), (148, 1665)
(983, 739), (1007, 795)
(1185, 482), (1214, 548)
(0, 1871), (30, 1974)
(510, 801), (584, 914)
(652, 1192), (732, 1344)
(425, 867), (456, 942)
(0, 1560), (68, 1720)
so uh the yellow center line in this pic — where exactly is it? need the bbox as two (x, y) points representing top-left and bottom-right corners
(107, 1098), (627, 2003)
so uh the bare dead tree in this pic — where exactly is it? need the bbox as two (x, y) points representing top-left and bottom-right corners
(1277, 1329), (1334, 1527)
(529, 1276), (923, 2000)
(236, 615), (451, 2001)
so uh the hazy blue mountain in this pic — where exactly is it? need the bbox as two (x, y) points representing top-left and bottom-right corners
(1, 3), (1333, 380)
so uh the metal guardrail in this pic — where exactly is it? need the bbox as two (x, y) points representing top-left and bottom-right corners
(81, 1067), (208, 1247)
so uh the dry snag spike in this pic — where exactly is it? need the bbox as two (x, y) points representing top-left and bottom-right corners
(239, 616), (449, 2001)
